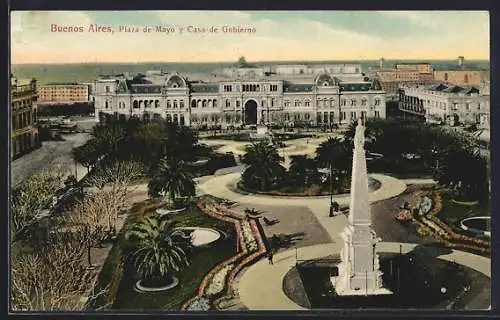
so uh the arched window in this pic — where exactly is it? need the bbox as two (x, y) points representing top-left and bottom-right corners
(155, 100), (160, 108)
(133, 100), (139, 108)
(191, 100), (197, 108)
(202, 100), (207, 107)
(167, 100), (172, 108)
(208, 100), (212, 108)
(105, 101), (109, 109)
(197, 100), (202, 108)
(180, 100), (185, 108)
(213, 100), (217, 108)
(166, 114), (172, 122)
(173, 100), (178, 108)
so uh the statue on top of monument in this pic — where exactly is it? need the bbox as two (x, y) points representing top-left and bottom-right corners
(354, 118), (365, 149)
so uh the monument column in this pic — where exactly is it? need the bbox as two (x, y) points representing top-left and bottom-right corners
(332, 119), (391, 296)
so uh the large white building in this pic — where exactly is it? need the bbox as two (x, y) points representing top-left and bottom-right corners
(93, 71), (386, 128)
(399, 83), (490, 128)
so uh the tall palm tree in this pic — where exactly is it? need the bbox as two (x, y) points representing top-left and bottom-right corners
(125, 216), (189, 285)
(241, 141), (286, 191)
(288, 155), (319, 187)
(148, 157), (196, 207)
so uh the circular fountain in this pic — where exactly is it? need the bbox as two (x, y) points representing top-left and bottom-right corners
(460, 216), (491, 237)
(172, 227), (221, 247)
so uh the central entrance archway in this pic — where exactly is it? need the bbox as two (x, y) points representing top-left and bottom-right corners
(244, 100), (258, 125)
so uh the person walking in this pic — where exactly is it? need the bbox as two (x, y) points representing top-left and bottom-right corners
(268, 250), (274, 265)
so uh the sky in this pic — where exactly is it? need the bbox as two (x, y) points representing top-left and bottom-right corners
(10, 11), (490, 64)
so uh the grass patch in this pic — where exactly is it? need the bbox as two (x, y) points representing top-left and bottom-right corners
(89, 200), (159, 309)
(436, 191), (490, 229)
(110, 203), (237, 311)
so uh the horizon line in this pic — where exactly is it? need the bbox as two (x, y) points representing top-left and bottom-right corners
(11, 57), (491, 66)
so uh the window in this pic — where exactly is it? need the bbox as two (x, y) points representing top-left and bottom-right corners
(341, 99), (346, 106)
(466, 103), (470, 111)
(191, 100), (197, 108)
(167, 100), (172, 108)
(374, 99), (381, 106)
(361, 99), (367, 106)
(173, 100), (178, 108)
(271, 98), (275, 107)
(202, 100), (207, 108)
(105, 101), (109, 109)
(330, 98), (335, 107)
(105, 86), (110, 93)
(270, 84), (278, 92)
(351, 99), (357, 106)
(213, 100), (217, 108)
(361, 111), (367, 120)
(224, 85), (233, 92)
(180, 100), (184, 108)
(316, 112), (322, 123)
(236, 100), (240, 107)
(226, 99), (231, 107)
(294, 100), (300, 107)
(305, 100), (310, 107)
(284, 100), (290, 107)
(329, 112), (334, 123)
(375, 111), (380, 118)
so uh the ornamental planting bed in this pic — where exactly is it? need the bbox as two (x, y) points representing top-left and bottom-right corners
(181, 195), (267, 311)
(405, 190), (490, 255)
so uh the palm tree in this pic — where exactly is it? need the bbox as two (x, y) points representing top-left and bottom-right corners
(125, 216), (189, 285)
(148, 157), (196, 207)
(241, 141), (286, 191)
(288, 155), (319, 187)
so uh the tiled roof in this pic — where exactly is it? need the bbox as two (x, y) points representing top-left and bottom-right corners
(339, 83), (372, 92)
(425, 83), (480, 94)
(190, 84), (219, 93)
(130, 85), (162, 94)
(283, 84), (313, 92)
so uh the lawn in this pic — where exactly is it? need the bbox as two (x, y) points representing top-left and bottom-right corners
(436, 190), (490, 230)
(109, 201), (237, 311)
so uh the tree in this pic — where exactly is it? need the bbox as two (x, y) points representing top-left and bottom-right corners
(288, 155), (320, 187)
(64, 193), (110, 267)
(148, 157), (196, 207)
(11, 237), (107, 311)
(85, 161), (145, 233)
(11, 169), (66, 242)
(241, 141), (286, 191)
(125, 216), (189, 285)
(72, 140), (100, 173)
(161, 123), (199, 163)
(315, 137), (351, 176)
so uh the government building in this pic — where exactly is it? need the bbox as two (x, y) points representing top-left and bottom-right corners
(93, 70), (386, 128)
(11, 75), (40, 159)
(398, 83), (490, 129)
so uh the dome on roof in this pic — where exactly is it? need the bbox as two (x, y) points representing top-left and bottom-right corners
(314, 73), (335, 87)
(165, 73), (187, 88)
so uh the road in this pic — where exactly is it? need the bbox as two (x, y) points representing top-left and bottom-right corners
(11, 118), (96, 187)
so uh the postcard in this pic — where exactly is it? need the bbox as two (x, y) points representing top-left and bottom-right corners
(9, 10), (491, 313)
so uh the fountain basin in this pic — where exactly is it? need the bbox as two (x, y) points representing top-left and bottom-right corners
(460, 216), (491, 237)
(173, 227), (221, 247)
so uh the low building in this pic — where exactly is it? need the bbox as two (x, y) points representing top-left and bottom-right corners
(376, 63), (435, 100)
(398, 83), (490, 128)
(11, 75), (40, 159)
(93, 71), (386, 128)
(433, 69), (489, 87)
(38, 82), (91, 105)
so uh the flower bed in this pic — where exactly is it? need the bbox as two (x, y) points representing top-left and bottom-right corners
(181, 196), (266, 311)
(412, 190), (490, 254)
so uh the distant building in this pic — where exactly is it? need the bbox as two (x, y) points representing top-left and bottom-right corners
(398, 83), (489, 128)
(11, 75), (40, 159)
(457, 56), (465, 68)
(395, 63), (434, 74)
(433, 70), (489, 87)
(272, 63), (362, 75)
(93, 71), (386, 128)
(376, 66), (435, 100)
(38, 82), (91, 105)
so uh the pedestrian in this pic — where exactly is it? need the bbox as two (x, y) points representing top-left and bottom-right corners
(268, 250), (274, 265)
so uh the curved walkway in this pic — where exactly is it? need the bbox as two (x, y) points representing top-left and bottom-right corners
(237, 242), (491, 310)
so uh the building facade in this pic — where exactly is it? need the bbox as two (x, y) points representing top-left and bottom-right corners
(398, 83), (490, 128)
(93, 72), (386, 127)
(38, 82), (91, 105)
(433, 70), (489, 87)
(11, 76), (40, 159)
(376, 66), (435, 99)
